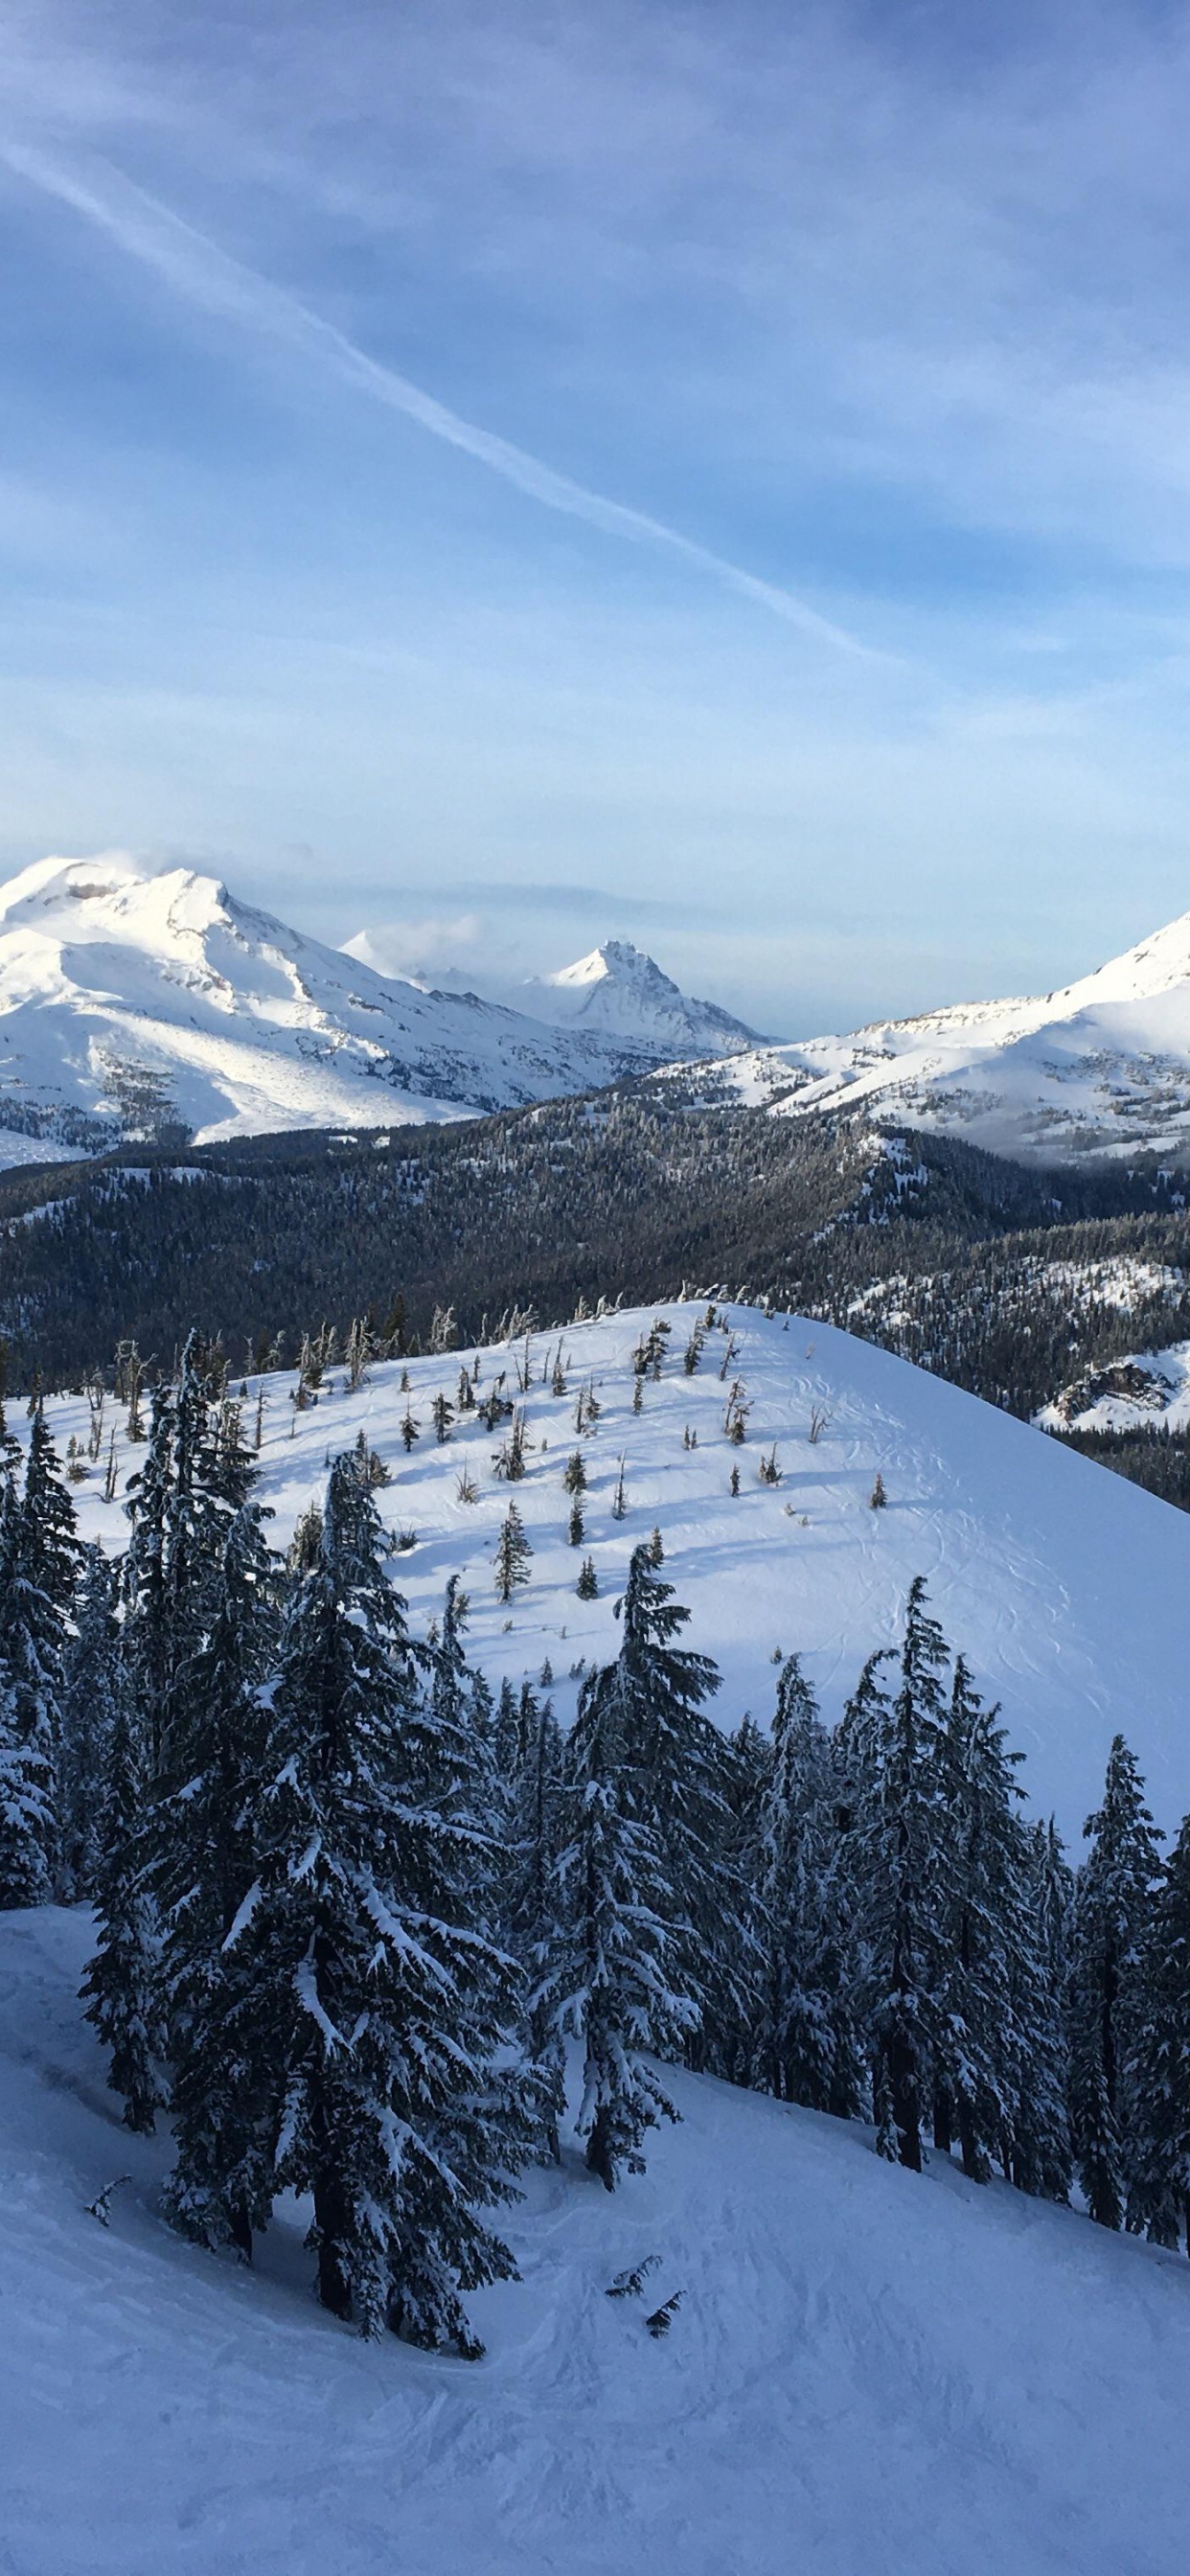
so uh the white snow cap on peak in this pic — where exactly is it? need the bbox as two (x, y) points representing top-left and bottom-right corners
(541, 938), (661, 989)
(518, 938), (762, 1049)
(0, 848), (160, 922)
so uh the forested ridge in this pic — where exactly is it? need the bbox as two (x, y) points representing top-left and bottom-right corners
(5, 1094), (1190, 1505)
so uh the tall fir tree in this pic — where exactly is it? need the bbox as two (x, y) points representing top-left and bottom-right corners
(845, 1579), (952, 2171)
(0, 1418), (80, 1907)
(158, 1498), (281, 2257)
(1126, 1811), (1190, 2252)
(710, 1714), (772, 2086)
(537, 1653), (697, 2189)
(603, 1545), (731, 2049)
(753, 1657), (862, 2118)
(511, 1682), (567, 2157)
(58, 1544), (123, 1900)
(80, 1672), (164, 2134)
(229, 1456), (533, 2347)
(0, 1476), (57, 1908)
(1005, 1811), (1073, 2204)
(122, 1341), (254, 1782)
(494, 1501), (533, 1603)
(120, 1380), (176, 1775)
(933, 1660), (1027, 2182)
(1067, 1735), (1162, 2228)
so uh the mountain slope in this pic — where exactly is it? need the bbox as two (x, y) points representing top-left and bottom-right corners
(694, 905), (1190, 1162)
(344, 930), (763, 1059)
(32, 1300), (1190, 1835)
(0, 857), (680, 1165)
(3, 1899), (1188, 2576)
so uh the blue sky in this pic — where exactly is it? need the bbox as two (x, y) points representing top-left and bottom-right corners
(2, 0), (1190, 1032)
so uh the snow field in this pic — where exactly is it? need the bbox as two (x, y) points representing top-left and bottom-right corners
(3, 1903), (1189, 2576)
(31, 1300), (1190, 1838)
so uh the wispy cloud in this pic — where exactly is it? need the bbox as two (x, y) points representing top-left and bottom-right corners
(0, 138), (877, 658)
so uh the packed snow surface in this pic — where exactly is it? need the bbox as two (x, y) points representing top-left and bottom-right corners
(0, 857), (706, 1169)
(698, 901), (1190, 1161)
(34, 1301), (1190, 1838)
(3, 1901), (1189, 2576)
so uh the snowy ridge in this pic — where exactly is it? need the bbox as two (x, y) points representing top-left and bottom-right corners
(31, 1300), (1190, 1835)
(686, 903), (1190, 1162)
(0, 858), (708, 1169)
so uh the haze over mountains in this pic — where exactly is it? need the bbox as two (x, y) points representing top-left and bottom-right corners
(344, 927), (763, 1057)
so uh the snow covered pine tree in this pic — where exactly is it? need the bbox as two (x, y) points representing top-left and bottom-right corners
(227, 1454), (534, 2348)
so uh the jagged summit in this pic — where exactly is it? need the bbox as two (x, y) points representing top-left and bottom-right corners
(518, 937), (762, 1052)
(345, 924), (763, 1056)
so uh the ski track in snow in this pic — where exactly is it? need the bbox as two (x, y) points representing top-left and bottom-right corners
(31, 1300), (1190, 1839)
(2, 1905), (1189, 2576)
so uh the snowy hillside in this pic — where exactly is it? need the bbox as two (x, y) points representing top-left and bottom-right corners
(3, 1901), (1188, 2576)
(697, 903), (1190, 1162)
(1041, 1336), (1190, 1433)
(343, 931), (763, 1058)
(34, 1300), (1190, 1836)
(0, 856), (675, 1169)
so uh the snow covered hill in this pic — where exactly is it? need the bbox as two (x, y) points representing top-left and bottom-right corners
(0, 857), (688, 1170)
(3, 1899), (1188, 2576)
(343, 930), (763, 1058)
(694, 903), (1190, 1162)
(1041, 1336), (1190, 1434)
(34, 1300), (1190, 1837)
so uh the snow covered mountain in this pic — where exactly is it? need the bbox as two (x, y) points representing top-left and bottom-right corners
(514, 939), (762, 1053)
(697, 906), (1190, 1162)
(4, 1899), (1186, 2576)
(344, 930), (763, 1058)
(33, 1300), (1190, 1835)
(0, 858), (695, 1169)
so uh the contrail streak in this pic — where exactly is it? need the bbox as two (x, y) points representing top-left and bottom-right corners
(2, 139), (875, 656)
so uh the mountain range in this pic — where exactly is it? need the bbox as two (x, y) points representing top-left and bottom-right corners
(0, 858), (754, 1167)
(703, 908), (1190, 1162)
(8, 852), (1190, 1169)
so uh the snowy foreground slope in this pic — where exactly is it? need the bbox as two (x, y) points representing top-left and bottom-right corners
(0, 858), (732, 1168)
(4, 1902), (1189, 2576)
(698, 900), (1190, 1162)
(38, 1301), (1190, 1837)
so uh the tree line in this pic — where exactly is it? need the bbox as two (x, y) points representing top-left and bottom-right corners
(1, 1342), (1188, 2358)
(4, 1096), (1189, 1471)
